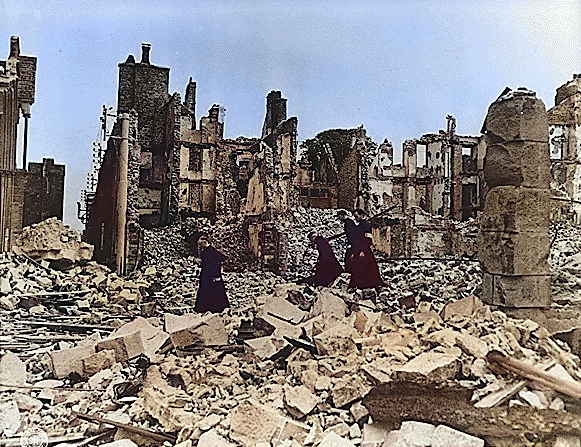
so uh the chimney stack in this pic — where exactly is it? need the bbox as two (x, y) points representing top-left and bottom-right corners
(10, 36), (20, 58)
(141, 43), (151, 64)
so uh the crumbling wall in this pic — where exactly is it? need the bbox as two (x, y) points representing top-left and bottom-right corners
(548, 75), (581, 224)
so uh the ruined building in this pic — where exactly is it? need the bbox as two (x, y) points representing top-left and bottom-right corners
(297, 116), (485, 222)
(0, 36), (65, 252)
(548, 75), (581, 223)
(84, 44), (298, 272)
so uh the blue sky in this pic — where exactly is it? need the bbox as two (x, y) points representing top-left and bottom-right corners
(1, 0), (580, 229)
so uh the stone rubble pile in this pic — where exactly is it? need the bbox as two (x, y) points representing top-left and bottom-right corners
(11, 217), (94, 270)
(2, 215), (581, 446)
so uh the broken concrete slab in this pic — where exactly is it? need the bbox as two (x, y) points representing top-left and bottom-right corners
(318, 431), (355, 447)
(165, 312), (228, 348)
(258, 295), (307, 325)
(244, 336), (290, 360)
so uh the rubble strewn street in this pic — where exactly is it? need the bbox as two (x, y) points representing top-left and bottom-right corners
(2, 216), (581, 446)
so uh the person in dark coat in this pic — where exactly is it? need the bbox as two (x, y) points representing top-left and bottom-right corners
(194, 236), (229, 313)
(347, 209), (385, 291)
(303, 231), (344, 287)
(337, 210), (358, 273)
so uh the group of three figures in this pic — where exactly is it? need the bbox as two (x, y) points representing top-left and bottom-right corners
(192, 209), (384, 315)
(304, 209), (384, 292)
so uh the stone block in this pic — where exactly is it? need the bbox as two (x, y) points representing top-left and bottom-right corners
(400, 421), (435, 446)
(314, 322), (358, 357)
(50, 343), (96, 379)
(440, 296), (490, 321)
(480, 186), (550, 232)
(284, 385), (318, 418)
(482, 273), (552, 308)
(198, 429), (235, 447)
(230, 399), (309, 446)
(0, 352), (27, 386)
(485, 93), (548, 144)
(309, 290), (348, 320)
(455, 331), (489, 358)
(361, 421), (393, 446)
(82, 349), (116, 377)
(478, 230), (549, 275)
(318, 432), (355, 447)
(110, 317), (169, 359)
(484, 141), (551, 188)
(394, 351), (458, 382)
(141, 366), (196, 432)
(258, 295), (307, 324)
(97, 331), (145, 362)
(331, 375), (371, 408)
(164, 313), (228, 348)
(432, 424), (484, 447)
(244, 336), (289, 360)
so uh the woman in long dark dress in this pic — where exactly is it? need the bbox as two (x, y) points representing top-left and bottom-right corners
(194, 236), (229, 313)
(347, 209), (385, 291)
(304, 231), (344, 287)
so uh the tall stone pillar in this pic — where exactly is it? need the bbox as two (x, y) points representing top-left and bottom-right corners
(478, 88), (552, 308)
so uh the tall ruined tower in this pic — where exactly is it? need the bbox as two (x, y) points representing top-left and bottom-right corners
(117, 43), (170, 149)
(261, 90), (287, 138)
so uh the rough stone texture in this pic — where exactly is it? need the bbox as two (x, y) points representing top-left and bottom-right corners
(394, 351), (458, 382)
(97, 331), (145, 362)
(229, 399), (309, 446)
(50, 343), (96, 379)
(332, 375), (372, 408)
(482, 273), (553, 308)
(165, 313), (228, 348)
(284, 384), (318, 418)
(318, 432), (356, 447)
(479, 88), (551, 308)
(432, 424), (485, 447)
(309, 290), (348, 320)
(82, 349), (116, 377)
(197, 429), (235, 447)
(0, 352), (26, 386)
(480, 186), (550, 232)
(141, 365), (196, 432)
(477, 230), (550, 275)
(400, 420), (436, 446)
(12, 217), (94, 269)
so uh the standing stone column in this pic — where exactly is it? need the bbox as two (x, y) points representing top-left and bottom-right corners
(478, 88), (552, 308)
